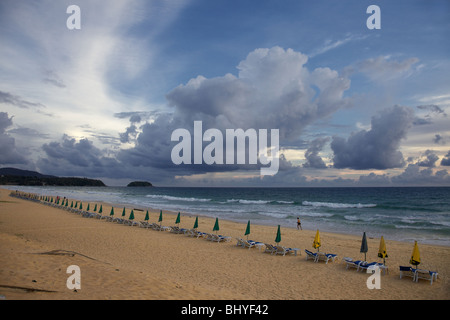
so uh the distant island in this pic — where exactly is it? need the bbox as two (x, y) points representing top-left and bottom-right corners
(0, 167), (106, 187)
(127, 181), (153, 187)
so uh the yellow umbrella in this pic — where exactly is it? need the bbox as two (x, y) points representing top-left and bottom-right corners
(410, 241), (421, 266)
(377, 236), (388, 265)
(313, 229), (321, 251)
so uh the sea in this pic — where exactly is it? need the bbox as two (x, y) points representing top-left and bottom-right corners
(5, 186), (450, 246)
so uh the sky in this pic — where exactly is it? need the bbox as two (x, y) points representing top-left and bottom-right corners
(0, 0), (449, 187)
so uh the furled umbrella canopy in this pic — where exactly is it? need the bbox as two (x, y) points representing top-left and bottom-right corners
(275, 225), (281, 244)
(360, 232), (368, 261)
(410, 241), (421, 266)
(313, 229), (321, 252)
(193, 216), (199, 229)
(129, 210), (135, 220)
(213, 218), (219, 233)
(175, 212), (181, 225)
(378, 236), (388, 265)
(245, 220), (251, 240)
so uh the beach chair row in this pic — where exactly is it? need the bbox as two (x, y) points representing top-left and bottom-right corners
(10, 191), (440, 285)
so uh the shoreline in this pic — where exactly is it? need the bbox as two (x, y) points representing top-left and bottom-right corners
(4, 185), (449, 247)
(1, 187), (449, 300)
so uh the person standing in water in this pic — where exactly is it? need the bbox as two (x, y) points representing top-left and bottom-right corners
(297, 217), (302, 230)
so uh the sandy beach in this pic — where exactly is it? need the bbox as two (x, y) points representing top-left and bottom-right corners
(0, 188), (449, 301)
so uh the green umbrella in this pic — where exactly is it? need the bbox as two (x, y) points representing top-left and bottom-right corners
(360, 232), (368, 261)
(87, 203), (90, 211)
(94, 204), (97, 212)
(175, 212), (181, 225)
(110, 207), (114, 216)
(99, 205), (103, 214)
(65, 199), (68, 207)
(158, 210), (163, 222)
(213, 218), (219, 233)
(129, 210), (135, 220)
(79, 202), (83, 210)
(275, 225), (281, 244)
(244, 220), (251, 240)
(144, 210), (149, 221)
(121, 207), (126, 217)
(193, 216), (199, 229)
(70, 201), (73, 208)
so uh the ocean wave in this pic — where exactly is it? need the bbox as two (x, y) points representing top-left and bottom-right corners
(227, 199), (295, 205)
(302, 201), (376, 209)
(145, 194), (211, 202)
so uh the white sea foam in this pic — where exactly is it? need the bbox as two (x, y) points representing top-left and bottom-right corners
(302, 201), (376, 208)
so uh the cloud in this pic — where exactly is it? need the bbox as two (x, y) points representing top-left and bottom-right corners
(303, 137), (330, 169)
(391, 164), (450, 186)
(416, 150), (439, 167)
(441, 151), (450, 166)
(0, 90), (46, 109)
(331, 105), (414, 170)
(115, 46), (352, 178)
(309, 34), (368, 57)
(343, 56), (419, 82)
(166, 46), (351, 141)
(417, 104), (447, 117)
(37, 134), (123, 178)
(0, 112), (28, 165)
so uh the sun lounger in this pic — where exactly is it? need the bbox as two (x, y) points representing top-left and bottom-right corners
(191, 230), (207, 238)
(344, 258), (365, 270)
(208, 234), (231, 243)
(305, 249), (318, 261)
(414, 269), (438, 285)
(399, 266), (415, 281)
(264, 243), (277, 254)
(236, 238), (245, 247)
(315, 252), (337, 264)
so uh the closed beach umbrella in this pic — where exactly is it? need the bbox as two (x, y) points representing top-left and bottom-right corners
(80, 202), (83, 210)
(175, 212), (181, 225)
(110, 207), (114, 216)
(70, 201), (73, 208)
(244, 220), (251, 240)
(360, 232), (368, 261)
(313, 229), (321, 252)
(275, 225), (281, 244)
(99, 205), (103, 214)
(87, 203), (90, 211)
(378, 236), (388, 265)
(158, 210), (163, 223)
(144, 210), (149, 221)
(122, 207), (126, 217)
(410, 241), (421, 267)
(129, 210), (135, 220)
(193, 216), (199, 229)
(94, 204), (97, 212)
(213, 218), (220, 233)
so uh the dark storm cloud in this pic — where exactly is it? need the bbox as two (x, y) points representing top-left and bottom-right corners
(441, 151), (450, 166)
(331, 105), (414, 170)
(303, 137), (330, 169)
(115, 47), (351, 177)
(416, 150), (439, 168)
(0, 112), (28, 165)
